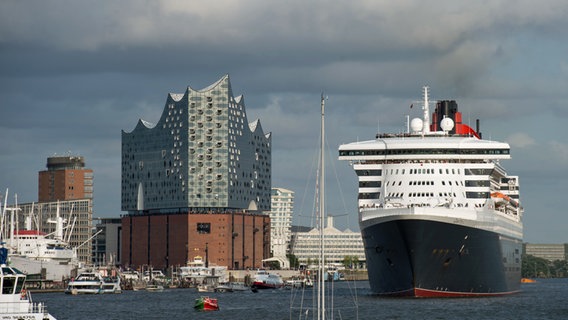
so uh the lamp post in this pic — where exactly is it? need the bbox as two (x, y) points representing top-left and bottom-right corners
(205, 242), (209, 268)
(185, 243), (188, 265)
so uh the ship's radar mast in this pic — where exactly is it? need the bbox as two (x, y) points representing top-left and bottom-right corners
(422, 86), (430, 135)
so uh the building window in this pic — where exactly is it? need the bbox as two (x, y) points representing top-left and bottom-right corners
(197, 223), (211, 234)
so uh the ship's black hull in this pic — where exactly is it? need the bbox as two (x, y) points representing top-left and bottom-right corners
(362, 218), (521, 297)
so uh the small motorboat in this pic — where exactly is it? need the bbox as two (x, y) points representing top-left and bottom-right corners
(194, 296), (219, 311)
(145, 284), (164, 292)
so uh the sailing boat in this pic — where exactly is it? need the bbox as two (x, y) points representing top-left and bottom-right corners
(290, 95), (358, 320)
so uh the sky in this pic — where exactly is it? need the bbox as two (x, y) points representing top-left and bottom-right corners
(1, 1), (567, 244)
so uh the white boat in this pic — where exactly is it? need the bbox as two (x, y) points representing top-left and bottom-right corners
(285, 276), (313, 289)
(65, 271), (122, 294)
(197, 275), (220, 292)
(142, 269), (166, 282)
(0, 246), (57, 320)
(251, 269), (283, 290)
(121, 269), (140, 281)
(8, 229), (79, 282)
(179, 256), (228, 286)
(2, 195), (80, 282)
(145, 284), (164, 292)
(214, 282), (249, 292)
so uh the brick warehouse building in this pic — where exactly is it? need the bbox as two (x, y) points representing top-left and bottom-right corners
(122, 213), (270, 270)
(121, 75), (272, 270)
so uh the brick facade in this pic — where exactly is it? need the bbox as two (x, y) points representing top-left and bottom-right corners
(121, 212), (270, 270)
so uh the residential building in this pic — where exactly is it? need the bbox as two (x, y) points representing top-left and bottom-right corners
(266, 187), (294, 269)
(121, 75), (272, 270)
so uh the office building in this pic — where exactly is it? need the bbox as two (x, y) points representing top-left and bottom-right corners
(524, 243), (568, 262)
(121, 75), (272, 270)
(291, 216), (365, 268)
(38, 155), (93, 202)
(93, 218), (122, 266)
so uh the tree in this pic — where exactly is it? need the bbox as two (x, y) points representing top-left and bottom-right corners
(342, 256), (360, 269)
(342, 256), (352, 269)
(266, 260), (280, 270)
(522, 254), (552, 278)
(287, 253), (300, 269)
(352, 256), (359, 269)
(551, 259), (568, 277)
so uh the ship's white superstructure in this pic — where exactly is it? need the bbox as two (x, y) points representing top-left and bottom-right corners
(1, 193), (79, 281)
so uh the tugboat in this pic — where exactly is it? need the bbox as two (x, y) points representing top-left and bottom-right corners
(0, 245), (57, 319)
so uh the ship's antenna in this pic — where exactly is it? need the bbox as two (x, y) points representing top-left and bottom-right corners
(422, 86), (431, 135)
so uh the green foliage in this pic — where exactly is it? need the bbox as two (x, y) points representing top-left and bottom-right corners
(266, 260), (281, 270)
(287, 253), (300, 269)
(522, 254), (568, 278)
(342, 255), (360, 269)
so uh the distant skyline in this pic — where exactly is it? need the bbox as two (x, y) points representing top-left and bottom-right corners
(1, 1), (567, 243)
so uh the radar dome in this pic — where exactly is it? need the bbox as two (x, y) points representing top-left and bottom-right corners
(410, 118), (423, 133)
(440, 117), (455, 132)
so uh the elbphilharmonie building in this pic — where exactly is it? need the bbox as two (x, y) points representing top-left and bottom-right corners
(122, 74), (272, 214)
(121, 75), (272, 269)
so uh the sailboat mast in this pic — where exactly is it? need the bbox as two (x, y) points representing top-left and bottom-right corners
(319, 94), (326, 320)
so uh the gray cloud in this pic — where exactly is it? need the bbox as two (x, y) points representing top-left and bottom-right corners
(1, 0), (568, 242)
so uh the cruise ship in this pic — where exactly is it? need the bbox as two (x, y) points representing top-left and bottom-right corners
(338, 87), (523, 297)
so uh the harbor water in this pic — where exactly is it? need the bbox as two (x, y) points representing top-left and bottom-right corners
(36, 278), (567, 320)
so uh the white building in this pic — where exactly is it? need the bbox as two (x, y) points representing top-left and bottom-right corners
(291, 216), (365, 268)
(266, 187), (294, 269)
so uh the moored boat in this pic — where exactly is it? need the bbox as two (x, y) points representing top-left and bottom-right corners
(179, 256), (228, 288)
(0, 246), (57, 320)
(65, 271), (122, 294)
(214, 282), (249, 292)
(194, 296), (219, 311)
(338, 87), (523, 297)
(251, 270), (284, 290)
(145, 284), (164, 292)
(2, 195), (80, 282)
(196, 275), (220, 292)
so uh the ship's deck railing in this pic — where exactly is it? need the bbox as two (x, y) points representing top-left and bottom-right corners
(353, 159), (489, 165)
(360, 203), (521, 224)
(0, 301), (48, 314)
